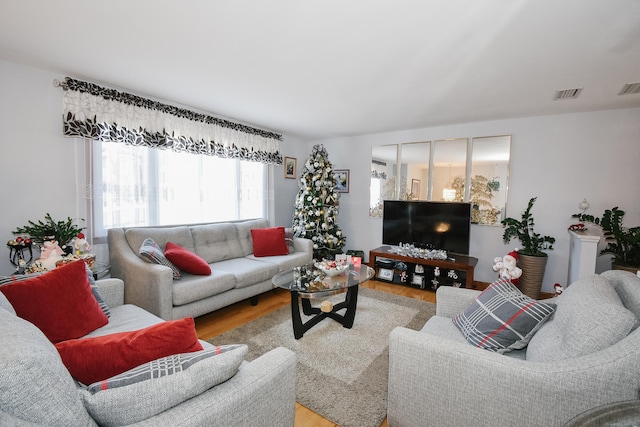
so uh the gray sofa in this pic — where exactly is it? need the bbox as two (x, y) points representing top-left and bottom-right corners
(388, 270), (640, 427)
(108, 218), (313, 320)
(1, 276), (297, 426)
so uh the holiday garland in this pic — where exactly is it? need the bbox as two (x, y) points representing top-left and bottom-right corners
(292, 144), (346, 260)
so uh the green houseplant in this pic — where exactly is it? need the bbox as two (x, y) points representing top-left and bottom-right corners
(572, 207), (640, 271)
(501, 197), (556, 298)
(13, 213), (85, 250)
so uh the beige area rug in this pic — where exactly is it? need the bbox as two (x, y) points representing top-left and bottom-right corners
(208, 288), (436, 427)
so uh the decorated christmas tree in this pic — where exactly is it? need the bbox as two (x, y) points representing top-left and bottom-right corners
(292, 144), (346, 260)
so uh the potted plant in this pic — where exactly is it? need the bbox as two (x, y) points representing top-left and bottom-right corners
(572, 207), (640, 272)
(501, 197), (556, 298)
(13, 213), (85, 254)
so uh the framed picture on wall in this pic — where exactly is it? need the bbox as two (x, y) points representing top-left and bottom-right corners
(284, 157), (297, 179)
(411, 179), (420, 199)
(335, 169), (350, 193)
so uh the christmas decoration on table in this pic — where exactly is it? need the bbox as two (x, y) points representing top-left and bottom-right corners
(13, 213), (86, 255)
(554, 283), (564, 296)
(39, 239), (66, 271)
(389, 243), (448, 260)
(74, 232), (92, 255)
(291, 144), (346, 260)
(7, 236), (34, 272)
(492, 250), (522, 285)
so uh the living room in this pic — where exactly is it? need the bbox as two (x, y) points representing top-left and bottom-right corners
(2, 2), (640, 426)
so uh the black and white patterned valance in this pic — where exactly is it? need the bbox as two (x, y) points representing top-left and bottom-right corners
(61, 77), (283, 165)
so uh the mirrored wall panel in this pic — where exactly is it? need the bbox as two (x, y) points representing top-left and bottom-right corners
(470, 135), (511, 225)
(370, 144), (398, 217)
(433, 138), (468, 202)
(399, 142), (430, 201)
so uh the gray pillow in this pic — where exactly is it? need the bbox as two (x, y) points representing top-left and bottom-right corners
(139, 237), (181, 280)
(453, 278), (556, 353)
(527, 274), (636, 362)
(80, 344), (247, 425)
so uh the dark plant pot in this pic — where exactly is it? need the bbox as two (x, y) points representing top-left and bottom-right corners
(612, 262), (639, 275)
(517, 254), (548, 299)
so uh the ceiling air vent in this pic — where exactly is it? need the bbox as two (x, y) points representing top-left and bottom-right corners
(619, 83), (640, 95)
(553, 88), (583, 100)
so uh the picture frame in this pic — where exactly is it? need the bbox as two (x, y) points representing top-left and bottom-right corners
(411, 179), (420, 199)
(335, 169), (350, 193)
(377, 268), (394, 281)
(284, 157), (297, 179)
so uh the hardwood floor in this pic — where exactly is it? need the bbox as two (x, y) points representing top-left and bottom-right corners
(194, 279), (437, 427)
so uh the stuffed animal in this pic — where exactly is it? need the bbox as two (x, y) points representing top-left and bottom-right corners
(39, 240), (65, 271)
(492, 253), (522, 284)
(74, 232), (92, 255)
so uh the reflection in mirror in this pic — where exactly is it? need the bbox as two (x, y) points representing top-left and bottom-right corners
(433, 139), (468, 202)
(399, 142), (430, 201)
(470, 135), (511, 225)
(370, 144), (398, 217)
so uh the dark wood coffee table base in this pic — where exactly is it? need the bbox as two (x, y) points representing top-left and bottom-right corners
(290, 285), (359, 339)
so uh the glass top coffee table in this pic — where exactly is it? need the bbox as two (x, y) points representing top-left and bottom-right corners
(272, 263), (375, 339)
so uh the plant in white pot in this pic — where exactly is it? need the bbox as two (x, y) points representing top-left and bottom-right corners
(501, 197), (556, 298)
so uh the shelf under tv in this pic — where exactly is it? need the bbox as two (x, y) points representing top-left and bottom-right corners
(368, 245), (478, 289)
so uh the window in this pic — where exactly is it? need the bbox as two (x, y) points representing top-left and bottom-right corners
(90, 141), (268, 241)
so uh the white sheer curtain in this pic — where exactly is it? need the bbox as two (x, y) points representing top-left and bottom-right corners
(91, 141), (268, 241)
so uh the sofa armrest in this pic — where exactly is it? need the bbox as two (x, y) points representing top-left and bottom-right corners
(435, 286), (480, 318)
(95, 278), (124, 308)
(134, 347), (297, 427)
(388, 327), (640, 427)
(293, 236), (313, 258)
(108, 228), (174, 320)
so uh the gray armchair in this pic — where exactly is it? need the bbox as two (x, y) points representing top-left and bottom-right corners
(387, 271), (640, 427)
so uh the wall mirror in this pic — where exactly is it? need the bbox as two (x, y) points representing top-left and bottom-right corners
(370, 144), (398, 217)
(432, 138), (468, 202)
(470, 135), (511, 225)
(399, 142), (430, 201)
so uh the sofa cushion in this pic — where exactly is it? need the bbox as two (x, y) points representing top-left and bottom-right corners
(234, 218), (271, 255)
(251, 227), (289, 257)
(248, 250), (312, 272)
(55, 317), (204, 385)
(139, 237), (181, 280)
(191, 223), (244, 263)
(79, 344), (247, 426)
(125, 225), (195, 255)
(172, 271), (237, 306)
(214, 258), (279, 289)
(0, 307), (96, 426)
(0, 260), (108, 343)
(526, 274), (637, 362)
(453, 279), (556, 353)
(164, 241), (211, 275)
(0, 263), (110, 318)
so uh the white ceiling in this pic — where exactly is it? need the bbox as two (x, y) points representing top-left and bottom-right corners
(1, 0), (639, 140)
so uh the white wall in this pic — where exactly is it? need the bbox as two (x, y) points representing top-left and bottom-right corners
(2, 59), (639, 291)
(310, 108), (640, 292)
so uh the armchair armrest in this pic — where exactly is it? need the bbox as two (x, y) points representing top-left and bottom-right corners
(292, 237), (313, 259)
(435, 286), (480, 318)
(95, 278), (124, 308)
(108, 228), (174, 320)
(134, 347), (297, 426)
(388, 327), (640, 427)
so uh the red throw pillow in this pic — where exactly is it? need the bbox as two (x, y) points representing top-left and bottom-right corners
(251, 227), (289, 257)
(164, 241), (211, 275)
(55, 317), (204, 385)
(0, 260), (108, 343)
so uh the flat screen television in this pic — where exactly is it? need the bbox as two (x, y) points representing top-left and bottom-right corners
(382, 201), (471, 255)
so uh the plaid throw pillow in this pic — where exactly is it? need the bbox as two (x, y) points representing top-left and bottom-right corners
(81, 344), (247, 426)
(285, 228), (295, 254)
(139, 238), (181, 280)
(453, 279), (556, 353)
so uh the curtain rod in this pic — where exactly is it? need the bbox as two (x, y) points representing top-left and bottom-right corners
(53, 79), (68, 90)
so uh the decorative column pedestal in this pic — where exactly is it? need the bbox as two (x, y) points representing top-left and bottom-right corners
(567, 229), (601, 285)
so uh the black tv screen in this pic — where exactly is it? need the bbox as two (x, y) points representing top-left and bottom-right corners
(382, 201), (471, 255)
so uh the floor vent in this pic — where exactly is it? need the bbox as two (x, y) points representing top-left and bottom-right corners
(553, 88), (583, 100)
(619, 83), (640, 95)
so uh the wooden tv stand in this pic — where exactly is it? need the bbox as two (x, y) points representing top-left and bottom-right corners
(368, 246), (479, 289)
